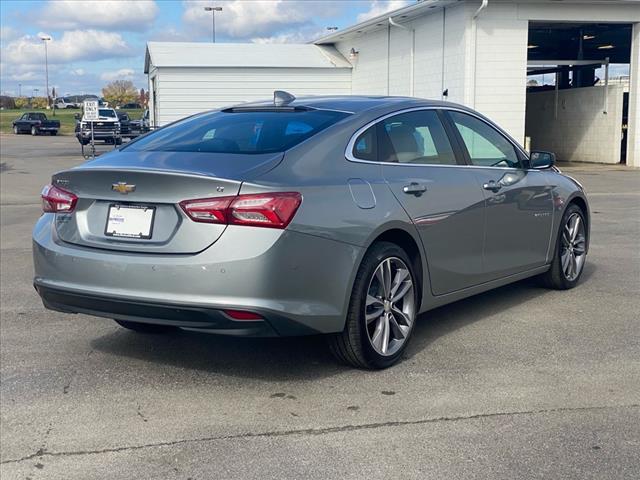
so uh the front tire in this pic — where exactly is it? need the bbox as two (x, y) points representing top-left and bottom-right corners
(114, 320), (177, 334)
(329, 242), (418, 369)
(540, 204), (588, 290)
(31, 126), (38, 136)
(13, 125), (19, 135)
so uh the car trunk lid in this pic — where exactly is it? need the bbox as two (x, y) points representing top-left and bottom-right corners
(51, 150), (284, 254)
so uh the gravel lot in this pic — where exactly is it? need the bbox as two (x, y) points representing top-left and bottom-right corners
(1, 134), (639, 479)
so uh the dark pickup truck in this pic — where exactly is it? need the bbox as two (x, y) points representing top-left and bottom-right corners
(12, 112), (60, 136)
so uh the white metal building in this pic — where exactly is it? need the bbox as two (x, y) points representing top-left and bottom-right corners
(315, 0), (640, 167)
(144, 42), (352, 125)
(145, 0), (640, 166)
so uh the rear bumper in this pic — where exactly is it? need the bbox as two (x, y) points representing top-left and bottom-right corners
(33, 214), (361, 336)
(35, 284), (280, 336)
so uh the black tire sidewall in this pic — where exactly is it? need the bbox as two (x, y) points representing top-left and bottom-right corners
(351, 242), (418, 368)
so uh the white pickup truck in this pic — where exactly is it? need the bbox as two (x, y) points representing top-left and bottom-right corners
(75, 107), (121, 145)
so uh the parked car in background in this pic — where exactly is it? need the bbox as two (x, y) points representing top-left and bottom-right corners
(130, 109), (150, 134)
(119, 103), (142, 110)
(75, 107), (121, 145)
(13, 112), (60, 136)
(54, 97), (79, 109)
(33, 93), (590, 369)
(116, 111), (132, 136)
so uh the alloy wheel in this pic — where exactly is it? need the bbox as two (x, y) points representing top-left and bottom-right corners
(365, 257), (415, 356)
(560, 212), (586, 282)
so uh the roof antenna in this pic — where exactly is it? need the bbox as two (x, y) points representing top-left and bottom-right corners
(274, 90), (295, 107)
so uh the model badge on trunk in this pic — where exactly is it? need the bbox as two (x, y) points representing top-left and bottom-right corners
(112, 182), (136, 194)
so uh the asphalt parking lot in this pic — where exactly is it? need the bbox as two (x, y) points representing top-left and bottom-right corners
(1, 134), (639, 479)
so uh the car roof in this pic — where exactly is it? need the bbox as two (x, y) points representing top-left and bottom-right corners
(236, 95), (462, 114)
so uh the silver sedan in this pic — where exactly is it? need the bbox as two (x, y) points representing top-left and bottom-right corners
(33, 93), (590, 369)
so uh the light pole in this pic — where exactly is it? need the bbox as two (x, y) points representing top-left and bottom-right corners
(39, 35), (52, 115)
(204, 6), (222, 43)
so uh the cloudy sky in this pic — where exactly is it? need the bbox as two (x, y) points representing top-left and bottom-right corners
(0, 0), (410, 97)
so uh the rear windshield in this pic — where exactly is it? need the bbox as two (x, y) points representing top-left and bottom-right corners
(124, 109), (350, 154)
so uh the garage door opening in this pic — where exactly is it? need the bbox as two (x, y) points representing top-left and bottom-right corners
(525, 22), (632, 164)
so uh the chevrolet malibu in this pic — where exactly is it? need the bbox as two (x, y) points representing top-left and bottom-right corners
(33, 93), (590, 369)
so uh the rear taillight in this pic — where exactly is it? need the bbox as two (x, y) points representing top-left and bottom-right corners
(41, 184), (78, 213)
(180, 192), (301, 229)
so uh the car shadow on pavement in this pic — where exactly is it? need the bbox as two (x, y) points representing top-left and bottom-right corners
(405, 262), (596, 359)
(90, 263), (595, 380)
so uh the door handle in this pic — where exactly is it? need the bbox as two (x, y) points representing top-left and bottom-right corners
(403, 183), (427, 196)
(482, 180), (502, 193)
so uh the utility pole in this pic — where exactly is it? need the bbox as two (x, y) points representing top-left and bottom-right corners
(204, 6), (222, 43)
(40, 35), (53, 115)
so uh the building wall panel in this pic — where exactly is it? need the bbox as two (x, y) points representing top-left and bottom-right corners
(525, 85), (624, 164)
(152, 67), (351, 125)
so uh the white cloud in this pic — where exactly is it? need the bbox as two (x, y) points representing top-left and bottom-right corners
(356, 0), (411, 23)
(100, 68), (135, 81)
(37, 0), (159, 31)
(2, 30), (132, 65)
(71, 68), (85, 76)
(183, 0), (345, 39)
(0, 25), (20, 44)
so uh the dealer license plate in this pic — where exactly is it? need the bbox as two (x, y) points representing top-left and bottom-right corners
(105, 204), (155, 239)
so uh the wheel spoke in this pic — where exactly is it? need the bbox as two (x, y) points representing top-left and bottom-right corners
(374, 266), (385, 295)
(391, 306), (412, 327)
(370, 317), (384, 351)
(561, 251), (571, 275)
(391, 281), (412, 303)
(366, 308), (384, 324)
(571, 215), (581, 242)
(383, 259), (392, 297)
(562, 230), (571, 247)
(366, 294), (383, 308)
(570, 253), (577, 279)
(389, 268), (409, 298)
(389, 314), (406, 340)
(380, 314), (390, 354)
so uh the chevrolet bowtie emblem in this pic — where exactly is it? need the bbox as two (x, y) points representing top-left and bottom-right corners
(112, 182), (136, 194)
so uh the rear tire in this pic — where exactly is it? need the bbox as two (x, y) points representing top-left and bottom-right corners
(328, 242), (418, 369)
(540, 204), (587, 290)
(13, 126), (19, 135)
(50, 131), (57, 136)
(114, 320), (177, 334)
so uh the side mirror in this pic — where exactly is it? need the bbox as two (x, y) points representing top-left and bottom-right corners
(74, 113), (81, 120)
(530, 151), (555, 169)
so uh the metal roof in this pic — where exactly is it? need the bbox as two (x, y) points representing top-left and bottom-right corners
(314, 0), (460, 45)
(144, 42), (352, 73)
(313, 0), (638, 45)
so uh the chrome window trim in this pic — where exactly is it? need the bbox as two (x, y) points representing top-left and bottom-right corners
(345, 106), (532, 170)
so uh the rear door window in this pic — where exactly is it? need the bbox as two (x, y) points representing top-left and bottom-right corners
(377, 110), (457, 165)
(125, 109), (350, 154)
